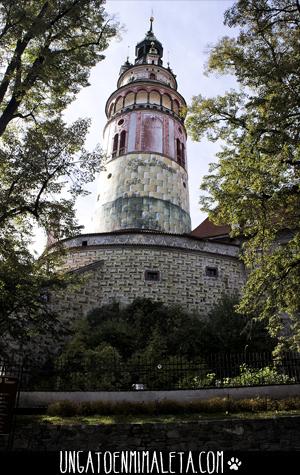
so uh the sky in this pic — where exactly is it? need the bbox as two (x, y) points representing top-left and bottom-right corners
(34, 0), (237, 253)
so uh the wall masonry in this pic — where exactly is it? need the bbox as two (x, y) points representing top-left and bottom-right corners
(51, 233), (245, 320)
(94, 153), (190, 234)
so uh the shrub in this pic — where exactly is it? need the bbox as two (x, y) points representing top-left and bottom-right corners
(222, 364), (295, 387)
(47, 400), (78, 417)
(46, 396), (300, 417)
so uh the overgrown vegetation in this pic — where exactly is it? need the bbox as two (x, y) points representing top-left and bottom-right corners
(59, 296), (275, 362)
(186, 0), (300, 352)
(0, 0), (120, 359)
(21, 297), (286, 391)
(46, 396), (300, 417)
(183, 364), (295, 389)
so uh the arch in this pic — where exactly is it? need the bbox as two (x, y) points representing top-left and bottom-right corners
(162, 93), (172, 110)
(173, 99), (180, 115)
(136, 89), (148, 104)
(112, 133), (119, 158)
(142, 115), (163, 153)
(124, 91), (135, 107)
(149, 90), (161, 105)
(119, 130), (126, 155)
(108, 102), (114, 118)
(115, 96), (123, 113)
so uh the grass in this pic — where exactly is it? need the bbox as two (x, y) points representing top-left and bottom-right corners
(16, 409), (300, 426)
(44, 396), (300, 418)
(15, 397), (300, 426)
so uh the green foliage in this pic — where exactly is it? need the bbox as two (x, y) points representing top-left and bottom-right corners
(181, 364), (295, 389)
(63, 298), (206, 362)
(186, 0), (300, 351)
(0, 1), (120, 357)
(0, 0), (119, 134)
(46, 396), (300, 417)
(50, 297), (276, 390)
(222, 364), (295, 387)
(60, 297), (273, 365)
(199, 294), (275, 353)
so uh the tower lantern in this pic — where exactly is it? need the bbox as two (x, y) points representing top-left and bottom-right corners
(94, 19), (191, 234)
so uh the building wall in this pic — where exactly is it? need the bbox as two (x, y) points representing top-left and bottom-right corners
(93, 153), (190, 233)
(52, 235), (245, 321)
(118, 64), (177, 89)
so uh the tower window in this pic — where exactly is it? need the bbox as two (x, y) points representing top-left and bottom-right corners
(145, 270), (160, 282)
(205, 267), (218, 278)
(112, 133), (119, 158)
(181, 143), (185, 168)
(119, 130), (126, 155)
(176, 138), (181, 163)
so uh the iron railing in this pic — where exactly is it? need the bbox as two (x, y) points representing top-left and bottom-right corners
(1, 351), (298, 391)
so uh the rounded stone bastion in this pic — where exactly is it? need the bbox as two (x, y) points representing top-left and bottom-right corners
(49, 230), (246, 321)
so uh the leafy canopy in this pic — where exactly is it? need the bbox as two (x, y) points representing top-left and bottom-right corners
(186, 0), (300, 352)
(60, 297), (275, 363)
(0, 0), (120, 357)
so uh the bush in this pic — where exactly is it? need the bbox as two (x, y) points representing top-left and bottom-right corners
(47, 400), (78, 417)
(222, 364), (295, 387)
(46, 396), (300, 417)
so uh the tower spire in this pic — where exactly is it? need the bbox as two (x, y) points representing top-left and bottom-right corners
(149, 13), (154, 33)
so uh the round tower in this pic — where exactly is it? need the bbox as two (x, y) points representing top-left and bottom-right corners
(94, 18), (191, 234)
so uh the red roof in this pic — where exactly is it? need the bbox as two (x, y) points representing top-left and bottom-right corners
(191, 217), (231, 239)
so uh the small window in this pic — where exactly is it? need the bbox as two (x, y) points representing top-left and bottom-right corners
(112, 133), (118, 158)
(181, 143), (185, 168)
(107, 173), (112, 179)
(205, 267), (218, 278)
(149, 72), (156, 80)
(176, 138), (181, 162)
(119, 130), (126, 155)
(82, 240), (88, 247)
(145, 270), (160, 282)
(118, 118), (124, 126)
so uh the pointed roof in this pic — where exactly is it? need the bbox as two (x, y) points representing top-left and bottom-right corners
(135, 17), (163, 65)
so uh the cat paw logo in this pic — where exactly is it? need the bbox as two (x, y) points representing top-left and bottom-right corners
(227, 457), (242, 471)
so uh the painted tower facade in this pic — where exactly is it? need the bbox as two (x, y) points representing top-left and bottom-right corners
(94, 19), (191, 234)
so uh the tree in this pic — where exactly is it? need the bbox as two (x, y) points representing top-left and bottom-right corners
(186, 0), (300, 352)
(199, 295), (275, 354)
(59, 297), (274, 361)
(61, 299), (206, 362)
(0, 0), (118, 135)
(0, 0), (120, 358)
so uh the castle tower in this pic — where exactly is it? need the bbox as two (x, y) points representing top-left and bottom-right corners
(52, 18), (245, 322)
(94, 18), (191, 234)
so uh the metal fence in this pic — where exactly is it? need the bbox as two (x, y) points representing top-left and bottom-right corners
(2, 351), (299, 391)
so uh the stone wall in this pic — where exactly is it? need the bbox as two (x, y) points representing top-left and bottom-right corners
(13, 416), (300, 451)
(19, 385), (300, 408)
(93, 153), (190, 234)
(51, 233), (245, 320)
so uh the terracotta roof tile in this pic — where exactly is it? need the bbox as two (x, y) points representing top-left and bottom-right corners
(191, 217), (231, 239)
